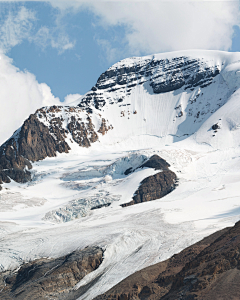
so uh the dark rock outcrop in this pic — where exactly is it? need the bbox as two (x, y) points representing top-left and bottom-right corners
(140, 154), (170, 170)
(91, 203), (111, 210)
(0, 246), (103, 300)
(19, 114), (70, 161)
(121, 155), (177, 207)
(98, 118), (113, 135)
(0, 106), (112, 188)
(67, 115), (98, 147)
(122, 171), (177, 207)
(94, 221), (240, 300)
(124, 167), (133, 175)
(212, 123), (220, 130)
(0, 113), (69, 186)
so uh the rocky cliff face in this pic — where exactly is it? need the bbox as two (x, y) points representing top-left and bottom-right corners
(79, 54), (221, 111)
(0, 246), (103, 300)
(0, 105), (112, 187)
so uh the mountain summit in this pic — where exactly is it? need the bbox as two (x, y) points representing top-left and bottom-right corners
(1, 50), (240, 188)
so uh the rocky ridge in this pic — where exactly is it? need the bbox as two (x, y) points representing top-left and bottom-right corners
(95, 220), (240, 300)
(0, 105), (112, 188)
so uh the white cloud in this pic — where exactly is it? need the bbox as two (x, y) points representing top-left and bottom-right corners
(0, 5), (75, 54)
(43, 0), (240, 55)
(50, 32), (75, 53)
(96, 38), (119, 63)
(0, 52), (61, 144)
(1, 1), (239, 56)
(32, 26), (50, 50)
(64, 93), (82, 105)
(32, 26), (75, 53)
(89, 1), (240, 54)
(0, 6), (35, 52)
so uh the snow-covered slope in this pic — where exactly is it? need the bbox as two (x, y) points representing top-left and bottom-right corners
(79, 50), (240, 149)
(1, 50), (240, 299)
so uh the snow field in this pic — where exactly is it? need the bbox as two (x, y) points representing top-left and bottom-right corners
(1, 144), (240, 299)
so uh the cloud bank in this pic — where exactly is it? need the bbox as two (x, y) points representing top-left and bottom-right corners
(0, 52), (61, 144)
(1, 1), (239, 58)
(47, 0), (240, 57)
(90, 1), (240, 55)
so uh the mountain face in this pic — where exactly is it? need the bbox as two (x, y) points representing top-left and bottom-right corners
(0, 106), (112, 187)
(2, 50), (240, 300)
(79, 54), (220, 111)
(1, 50), (240, 189)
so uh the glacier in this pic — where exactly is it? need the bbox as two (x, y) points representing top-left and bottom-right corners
(1, 50), (240, 299)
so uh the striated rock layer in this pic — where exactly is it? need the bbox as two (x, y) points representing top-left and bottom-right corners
(79, 54), (221, 111)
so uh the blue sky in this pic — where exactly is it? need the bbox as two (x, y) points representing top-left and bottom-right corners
(0, 0), (240, 143)
(2, 2), (129, 100)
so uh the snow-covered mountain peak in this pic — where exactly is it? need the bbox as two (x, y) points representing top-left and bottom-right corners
(79, 50), (240, 111)
(1, 50), (240, 188)
(107, 49), (240, 73)
(75, 50), (240, 152)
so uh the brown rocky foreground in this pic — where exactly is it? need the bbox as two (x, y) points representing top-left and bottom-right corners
(0, 246), (103, 300)
(95, 220), (240, 300)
